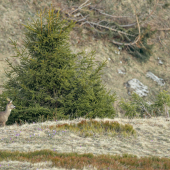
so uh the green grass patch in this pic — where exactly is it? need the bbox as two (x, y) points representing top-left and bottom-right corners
(42, 119), (137, 138)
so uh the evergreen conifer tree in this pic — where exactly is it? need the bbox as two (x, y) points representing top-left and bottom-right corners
(0, 7), (116, 124)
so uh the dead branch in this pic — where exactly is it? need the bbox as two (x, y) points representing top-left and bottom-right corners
(70, 16), (136, 37)
(141, 103), (152, 118)
(119, 0), (159, 28)
(65, 0), (168, 48)
(89, 6), (135, 18)
(140, 0), (159, 27)
(118, 23), (137, 28)
(70, 0), (91, 15)
(89, 6), (141, 28)
(158, 36), (164, 46)
(112, 9), (141, 46)
(157, 28), (170, 31)
(86, 21), (136, 37)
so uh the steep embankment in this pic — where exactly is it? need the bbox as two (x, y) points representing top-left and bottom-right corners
(0, 0), (170, 110)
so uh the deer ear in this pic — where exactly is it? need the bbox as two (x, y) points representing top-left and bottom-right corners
(10, 100), (12, 103)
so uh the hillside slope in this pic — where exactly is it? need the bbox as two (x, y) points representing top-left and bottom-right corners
(0, 0), (170, 113)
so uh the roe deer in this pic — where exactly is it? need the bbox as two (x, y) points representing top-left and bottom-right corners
(0, 100), (15, 127)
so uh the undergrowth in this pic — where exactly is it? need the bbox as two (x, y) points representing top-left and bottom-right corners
(43, 119), (137, 138)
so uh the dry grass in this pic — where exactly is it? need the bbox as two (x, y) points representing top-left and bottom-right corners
(0, 0), (170, 169)
(0, 116), (170, 169)
(1, 149), (170, 170)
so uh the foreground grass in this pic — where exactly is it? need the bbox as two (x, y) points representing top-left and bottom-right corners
(0, 118), (170, 169)
(1, 149), (170, 170)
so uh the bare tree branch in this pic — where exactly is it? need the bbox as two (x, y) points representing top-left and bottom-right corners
(157, 28), (170, 31)
(70, 0), (91, 15)
(86, 21), (136, 37)
(112, 9), (141, 46)
(89, 6), (135, 18)
(65, 0), (168, 48)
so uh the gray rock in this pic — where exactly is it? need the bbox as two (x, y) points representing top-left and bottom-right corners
(117, 67), (126, 74)
(125, 78), (149, 97)
(146, 71), (165, 86)
(158, 59), (163, 65)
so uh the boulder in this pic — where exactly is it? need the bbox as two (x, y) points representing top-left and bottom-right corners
(125, 78), (149, 97)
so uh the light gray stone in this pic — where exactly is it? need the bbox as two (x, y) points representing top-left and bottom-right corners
(125, 78), (149, 97)
(146, 71), (165, 86)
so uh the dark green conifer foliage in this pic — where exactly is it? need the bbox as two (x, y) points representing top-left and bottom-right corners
(127, 26), (155, 62)
(0, 7), (116, 125)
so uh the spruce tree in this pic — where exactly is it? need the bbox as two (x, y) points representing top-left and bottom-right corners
(0, 7), (116, 124)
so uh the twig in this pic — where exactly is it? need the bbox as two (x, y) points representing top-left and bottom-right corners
(158, 36), (164, 46)
(157, 28), (170, 31)
(118, 0), (159, 28)
(141, 103), (152, 118)
(119, 23), (137, 28)
(112, 9), (141, 46)
(86, 21), (107, 34)
(112, 0), (159, 46)
(141, 0), (159, 27)
(89, 6), (135, 18)
(70, 0), (91, 15)
(70, 15), (136, 37)
(86, 21), (136, 37)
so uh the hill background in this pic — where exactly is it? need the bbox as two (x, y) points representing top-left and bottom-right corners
(0, 0), (170, 116)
